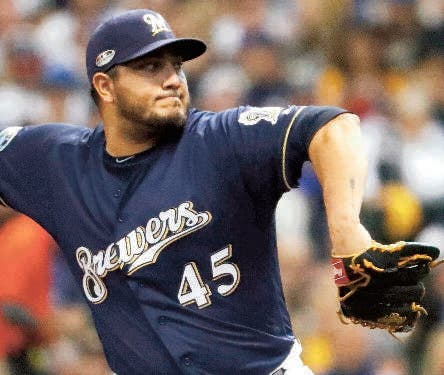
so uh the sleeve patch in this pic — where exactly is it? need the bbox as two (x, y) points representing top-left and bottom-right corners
(0, 126), (23, 152)
(238, 107), (290, 126)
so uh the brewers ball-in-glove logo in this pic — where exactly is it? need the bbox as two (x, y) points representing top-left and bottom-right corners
(0, 127), (22, 152)
(238, 107), (291, 126)
(143, 13), (171, 36)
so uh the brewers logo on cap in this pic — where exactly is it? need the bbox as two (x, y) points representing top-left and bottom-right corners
(143, 13), (171, 36)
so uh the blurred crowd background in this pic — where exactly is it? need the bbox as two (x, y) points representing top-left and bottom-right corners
(0, 0), (443, 374)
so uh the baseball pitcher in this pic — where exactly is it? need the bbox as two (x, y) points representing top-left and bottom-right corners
(0, 9), (441, 375)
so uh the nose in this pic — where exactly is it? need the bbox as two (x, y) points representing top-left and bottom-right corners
(162, 62), (183, 90)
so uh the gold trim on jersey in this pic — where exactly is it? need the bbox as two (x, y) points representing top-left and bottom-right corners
(0, 194), (9, 207)
(281, 106), (306, 190)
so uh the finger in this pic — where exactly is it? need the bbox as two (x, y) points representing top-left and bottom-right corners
(398, 242), (440, 261)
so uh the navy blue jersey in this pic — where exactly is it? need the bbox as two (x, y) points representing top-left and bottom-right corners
(0, 105), (346, 374)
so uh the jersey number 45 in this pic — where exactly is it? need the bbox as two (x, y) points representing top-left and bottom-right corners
(178, 245), (240, 309)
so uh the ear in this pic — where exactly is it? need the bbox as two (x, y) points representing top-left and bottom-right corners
(92, 72), (115, 104)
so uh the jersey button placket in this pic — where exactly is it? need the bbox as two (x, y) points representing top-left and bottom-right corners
(181, 355), (193, 367)
(114, 188), (124, 222)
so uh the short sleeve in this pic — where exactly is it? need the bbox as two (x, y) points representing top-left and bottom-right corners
(189, 105), (347, 204)
(0, 124), (89, 218)
(0, 126), (27, 208)
(282, 105), (348, 189)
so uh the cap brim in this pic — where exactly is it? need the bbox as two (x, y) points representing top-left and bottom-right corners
(117, 38), (207, 66)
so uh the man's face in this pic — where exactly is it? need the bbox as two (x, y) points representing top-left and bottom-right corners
(111, 50), (190, 133)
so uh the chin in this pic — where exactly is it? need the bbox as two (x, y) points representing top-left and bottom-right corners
(146, 109), (187, 129)
(156, 106), (187, 124)
(162, 103), (186, 115)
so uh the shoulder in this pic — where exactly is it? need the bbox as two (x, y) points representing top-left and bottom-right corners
(22, 123), (93, 143)
(185, 107), (240, 133)
(294, 105), (350, 125)
(1, 123), (95, 150)
(185, 106), (296, 134)
(183, 105), (349, 142)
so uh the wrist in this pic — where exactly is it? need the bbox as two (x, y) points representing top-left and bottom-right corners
(330, 223), (372, 257)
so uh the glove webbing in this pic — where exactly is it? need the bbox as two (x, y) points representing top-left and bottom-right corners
(337, 302), (427, 334)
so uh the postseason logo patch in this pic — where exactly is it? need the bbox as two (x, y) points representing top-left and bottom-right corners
(96, 50), (116, 67)
(238, 107), (287, 126)
(0, 126), (22, 152)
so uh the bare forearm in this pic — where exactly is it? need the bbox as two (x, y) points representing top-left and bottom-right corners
(308, 113), (372, 256)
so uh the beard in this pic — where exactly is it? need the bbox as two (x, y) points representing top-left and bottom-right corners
(115, 94), (188, 144)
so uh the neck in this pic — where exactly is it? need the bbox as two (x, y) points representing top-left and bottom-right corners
(100, 106), (186, 157)
(102, 115), (156, 157)
(105, 129), (156, 157)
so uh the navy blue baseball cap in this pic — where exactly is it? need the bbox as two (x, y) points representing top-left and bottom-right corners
(86, 9), (207, 83)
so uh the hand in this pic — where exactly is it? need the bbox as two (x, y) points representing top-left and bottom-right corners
(331, 241), (442, 333)
(330, 223), (372, 258)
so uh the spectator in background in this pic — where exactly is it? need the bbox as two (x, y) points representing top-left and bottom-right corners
(195, 63), (249, 112)
(341, 29), (389, 119)
(238, 32), (294, 106)
(46, 303), (110, 375)
(0, 210), (108, 375)
(405, 226), (444, 375)
(416, 0), (444, 59)
(0, 209), (55, 375)
(390, 80), (444, 229)
(0, 28), (48, 129)
(420, 327), (444, 375)
(418, 55), (444, 125)
(40, 65), (91, 126)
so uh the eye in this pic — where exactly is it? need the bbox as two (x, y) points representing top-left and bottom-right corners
(128, 60), (161, 73)
(125, 57), (183, 74)
(174, 61), (183, 70)
(142, 61), (161, 72)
